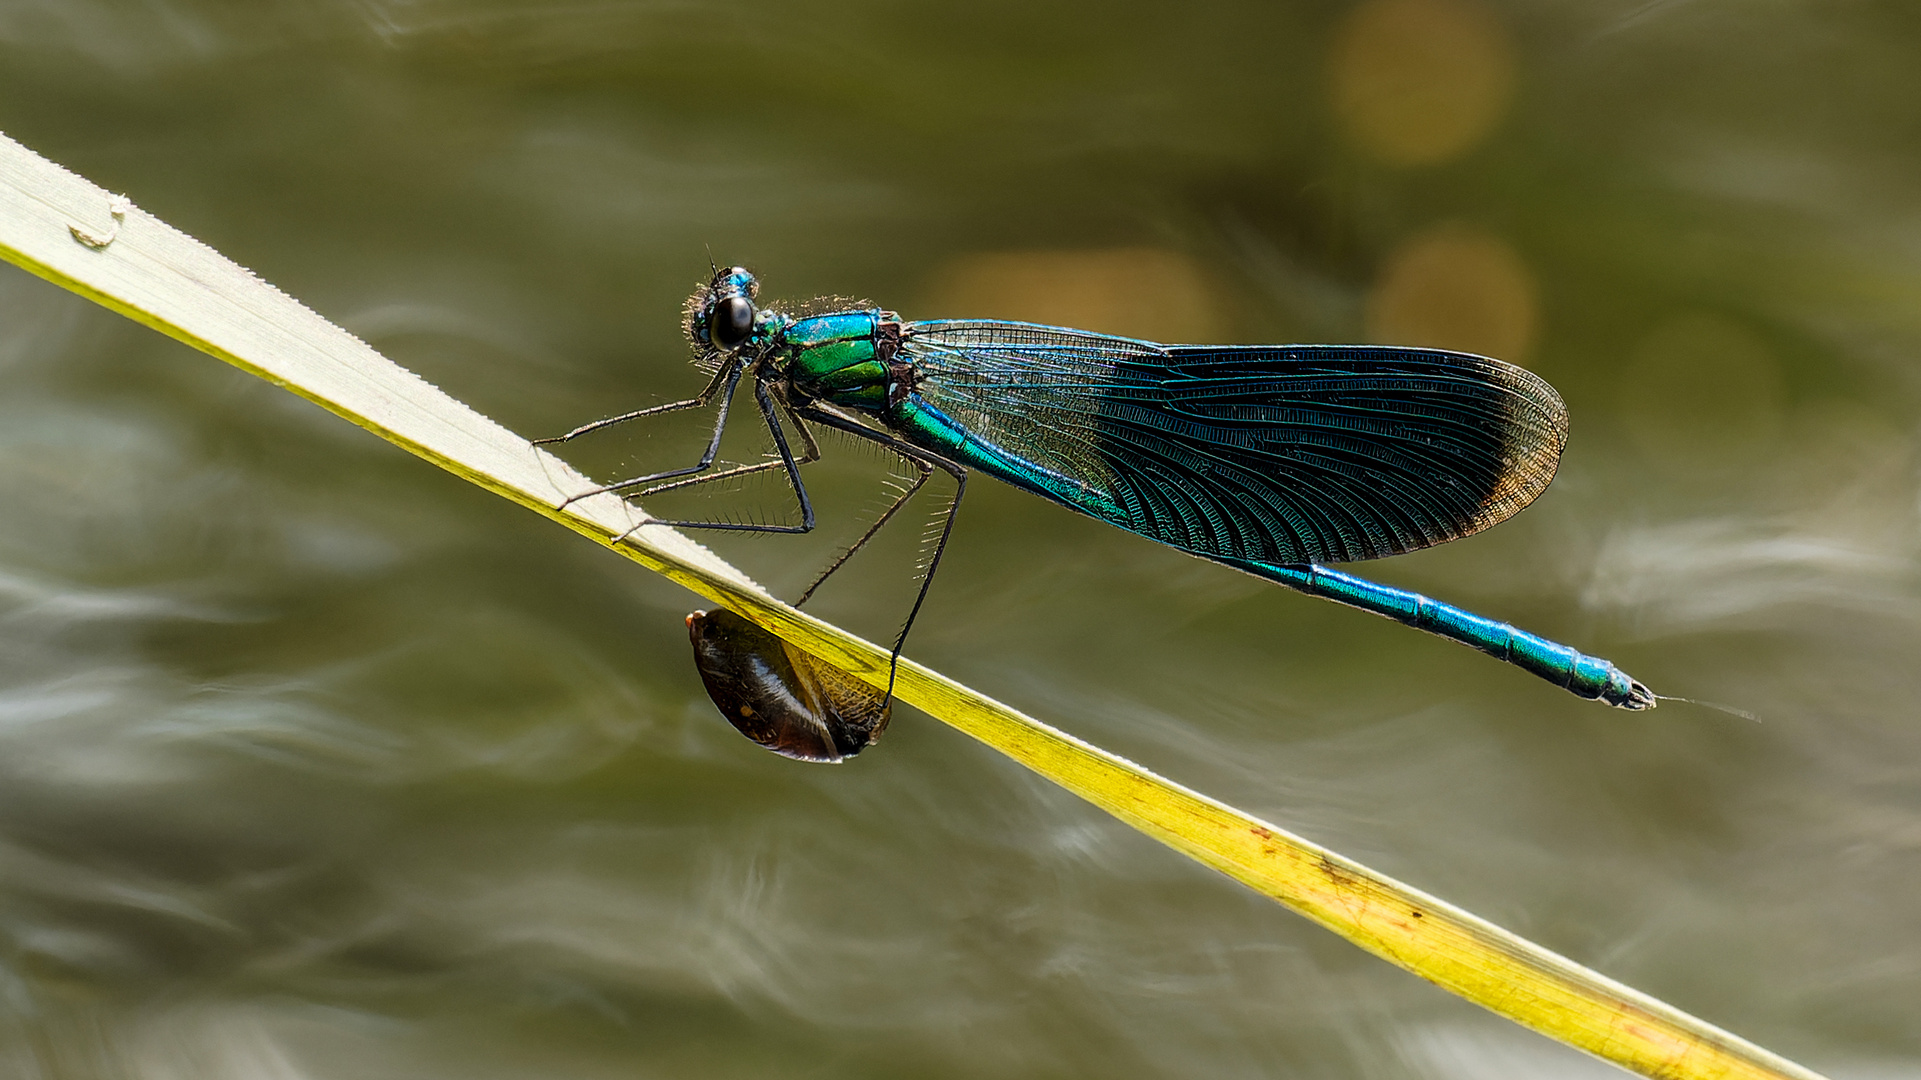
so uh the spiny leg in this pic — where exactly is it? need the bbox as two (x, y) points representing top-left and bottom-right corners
(611, 376), (818, 546)
(637, 457), (800, 500)
(533, 361), (736, 446)
(889, 466), (965, 700)
(553, 363), (746, 511)
(795, 404), (968, 700)
(628, 395), (822, 500)
(794, 459), (932, 608)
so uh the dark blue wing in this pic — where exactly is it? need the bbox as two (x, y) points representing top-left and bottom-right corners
(899, 321), (1567, 565)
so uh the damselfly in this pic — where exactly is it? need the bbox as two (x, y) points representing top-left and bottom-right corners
(541, 266), (1654, 711)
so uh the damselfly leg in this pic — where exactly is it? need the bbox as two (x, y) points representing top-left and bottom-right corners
(794, 402), (968, 698)
(795, 457), (930, 607)
(609, 376), (817, 543)
(534, 358), (736, 447)
(542, 363), (749, 511)
(538, 375), (965, 704)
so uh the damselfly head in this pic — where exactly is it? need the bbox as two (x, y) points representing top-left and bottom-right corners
(683, 264), (760, 357)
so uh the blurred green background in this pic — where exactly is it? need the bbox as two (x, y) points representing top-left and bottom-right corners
(1, 1), (1917, 1076)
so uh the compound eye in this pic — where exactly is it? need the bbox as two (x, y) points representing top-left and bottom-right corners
(709, 295), (755, 350)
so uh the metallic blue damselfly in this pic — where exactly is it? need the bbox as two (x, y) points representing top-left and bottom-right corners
(541, 266), (1653, 712)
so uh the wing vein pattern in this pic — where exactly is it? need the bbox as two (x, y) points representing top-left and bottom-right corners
(901, 321), (1568, 565)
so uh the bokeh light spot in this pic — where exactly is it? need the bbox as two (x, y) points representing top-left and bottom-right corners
(1622, 314), (1786, 475)
(1365, 224), (1537, 362)
(917, 248), (1226, 343)
(1329, 0), (1517, 167)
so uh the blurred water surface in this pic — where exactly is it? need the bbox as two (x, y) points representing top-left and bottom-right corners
(2, 1), (1919, 1076)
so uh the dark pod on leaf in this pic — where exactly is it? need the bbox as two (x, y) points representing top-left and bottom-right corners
(686, 608), (891, 763)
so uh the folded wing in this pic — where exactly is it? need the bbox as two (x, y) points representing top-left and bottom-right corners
(903, 321), (1567, 565)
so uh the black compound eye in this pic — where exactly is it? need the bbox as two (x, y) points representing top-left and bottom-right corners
(709, 295), (755, 349)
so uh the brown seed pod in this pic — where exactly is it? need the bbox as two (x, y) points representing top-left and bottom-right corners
(686, 608), (891, 763)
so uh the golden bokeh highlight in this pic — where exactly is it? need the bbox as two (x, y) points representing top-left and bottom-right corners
(1365, 224), (1537, 362)
(1621, 314), (1786, 474)
(1329, 0), (1517, 167)
(917, 248), (1226, 343)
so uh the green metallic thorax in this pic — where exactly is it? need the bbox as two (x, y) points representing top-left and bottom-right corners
(771, 311), (904, 411)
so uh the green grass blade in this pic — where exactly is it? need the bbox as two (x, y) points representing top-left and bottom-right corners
(0, 130), (1827, 1080)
